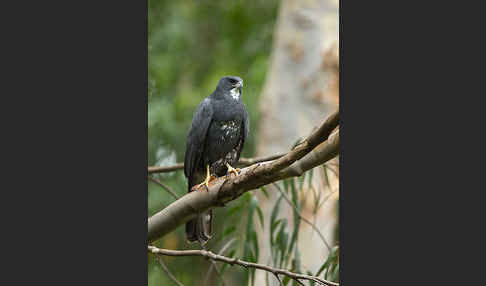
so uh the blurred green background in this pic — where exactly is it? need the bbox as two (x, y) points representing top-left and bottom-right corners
(148, 0), (280, 285)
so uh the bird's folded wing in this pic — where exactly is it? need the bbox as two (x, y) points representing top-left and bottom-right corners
(184, 98), (214, 181)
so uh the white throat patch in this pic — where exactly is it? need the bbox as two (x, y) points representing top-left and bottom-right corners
(230, 87), (240, 100)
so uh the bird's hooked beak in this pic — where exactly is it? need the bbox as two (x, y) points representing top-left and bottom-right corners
(234, 80), (243, 94)
(233, 81), (243, 88)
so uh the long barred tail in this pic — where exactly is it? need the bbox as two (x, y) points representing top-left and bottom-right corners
(185, 210), (213, 244)
(185, 175), (213, 244)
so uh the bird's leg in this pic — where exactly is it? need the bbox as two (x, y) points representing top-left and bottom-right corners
(195, 165), (216, 191)
(226, 162), (241, 177)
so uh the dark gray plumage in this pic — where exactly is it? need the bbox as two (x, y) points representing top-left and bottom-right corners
(184, 76), (249, 244)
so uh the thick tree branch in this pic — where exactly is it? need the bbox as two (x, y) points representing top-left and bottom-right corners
(148, 111), (338, 242)
(148, 245), (339, 286)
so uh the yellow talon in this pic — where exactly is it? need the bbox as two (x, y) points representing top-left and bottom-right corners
(226, 163), (241, 177)
(195, 165), (215, 191)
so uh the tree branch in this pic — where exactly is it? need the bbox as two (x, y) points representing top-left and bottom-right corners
(204, 238), (236, 286)
(147, 153), (287, 174)
(148, 163), (184, 174)
(148, 245), (339, 286)
(148, 111), (339, 242)
(238, 153), (286, 166)
(148, 176), (180, 200)
(156, 256), (185, 286)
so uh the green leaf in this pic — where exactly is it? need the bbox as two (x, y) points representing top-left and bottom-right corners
(280, 232), (288, 268)
(275, 221), (288, 268)
(300, 174), (311, 208)
(260, 186), (269, 199)
(316, 245), (339, 277)
(325, 246), (339, 281)
(290, 179), (299, 209)
(223, 225), (236, 237)
(282, 275), (290, 286)
(287, 212), (300, 257)
(323, 164), (332, 190)
(291, 240), (301, 275)
(307, 168), (314, 189)
(287, 180), (301, 257)
(246, 195), (258, 239)
(298, 171), (306, 190)
(256, 205), (264, 228)
(265, 270), (270, 286)
(243, 241), (251, 261)
(312, 185), (321, 214)
(271, 219), (283, 239)
(242, 192), (252, 204)
(248, 250), (256, 286)
(220, 249), (236, 276)
(275, 219), (287, 250)
(251, 231), (259, 261)
(307, 271), (316, 286)
(270, 195), (284, 244)
(330, 263), (339, 281)
(227, 201), (244, 217)
(316, 260), (330, 277)
(283, 179), (289, 193)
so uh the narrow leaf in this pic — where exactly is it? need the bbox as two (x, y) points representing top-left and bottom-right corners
(260, 186), (269, 199)
(223, 225), (236, 237)
(256, 205), (264, 228)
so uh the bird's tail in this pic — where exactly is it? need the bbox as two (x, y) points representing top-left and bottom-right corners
(185, 210), (212, 244)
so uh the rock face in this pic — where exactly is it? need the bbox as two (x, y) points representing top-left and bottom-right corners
(254, 0), (339, 284)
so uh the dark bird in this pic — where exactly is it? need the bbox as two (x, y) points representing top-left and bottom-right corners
(184, 76), (249, 244)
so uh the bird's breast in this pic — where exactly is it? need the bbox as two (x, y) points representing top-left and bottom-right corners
(218, 120), (239, 137)
(209, 120), (241, 145)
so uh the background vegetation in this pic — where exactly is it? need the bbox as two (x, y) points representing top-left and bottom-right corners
(148, 1), (280, 285)
(148, 1), (339, 285)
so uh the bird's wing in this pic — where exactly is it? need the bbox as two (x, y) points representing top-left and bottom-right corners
(242, 105), (250, 145)
(184, 98), (214, 181)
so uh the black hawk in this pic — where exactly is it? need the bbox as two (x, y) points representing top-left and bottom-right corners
(184, 76), (249, 244)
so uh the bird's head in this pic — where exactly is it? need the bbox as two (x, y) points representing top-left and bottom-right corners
(216, 76), (243, 100)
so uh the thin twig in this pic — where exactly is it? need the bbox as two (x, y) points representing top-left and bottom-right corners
(317, 190), (338, 212)
(210, 261), (226, 286)
(148, 245), (339, 286)
(273, 183), (331, 251)
(274, 273), (283, 286)
(148, 163), (184, 174)
(295, 279), (305, 286)
(312, 189), (338, 240)
(148, 176), (180, 200)
(148, 153), (287, 174)
(205, 238), (236, 286)
(156, 256), (185, 286)
(238, 153), (286, 166)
